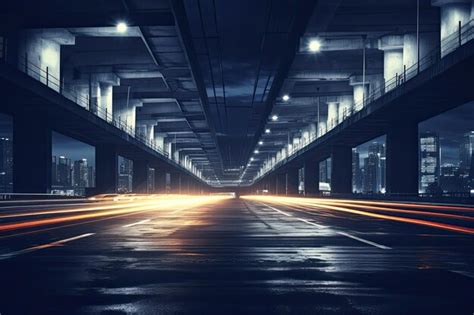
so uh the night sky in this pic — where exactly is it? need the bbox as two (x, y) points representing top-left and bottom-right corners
(51, 132), (95, 166)
(419, 101), (474, 164)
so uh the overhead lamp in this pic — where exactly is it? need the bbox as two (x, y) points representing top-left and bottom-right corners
(282, 94), (290, 102)
(265, 128), (271, 134)
(308, 39), (322, 52)
(250, 157), (254, 161)
(254, 150), (259, 154)
(116, 22), (128, 33)
(271, 115), (278, 121)
(258, 141), (263, 145)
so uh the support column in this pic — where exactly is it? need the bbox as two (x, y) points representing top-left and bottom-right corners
(154, 170), (166, 193)
(13, 110), (52, 193)
(304, 161), (319, 196)
(378, 35), (404, 91)
(276, 173), (286, 195)
(349, 75), (369, 111)
(327, 101), (339, 130)
(432, 0), (471, 55)
(386, 123), (419, 195)
(286, 168), (299, 196)
(268, 175), (276, 194)
(133, 160), (149, 193)
(96, 144), (118, 194)
(331, 146), (352, 194)
(170, 173), (182, 193)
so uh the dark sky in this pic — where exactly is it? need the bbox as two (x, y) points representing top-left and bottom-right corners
(52, 132), (95, 165)
(419, 101), (474, 164)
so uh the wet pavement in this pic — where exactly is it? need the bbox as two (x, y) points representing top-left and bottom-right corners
(0, 196), (473, 314)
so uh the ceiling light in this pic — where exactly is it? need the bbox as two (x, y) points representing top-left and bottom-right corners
(250, 157), (254, 161)
(282, 95), (290, 102)
(258, 141), (263, 145)
(265, 128), (271, 134)
(254, 150), (259, 154)
(308, 39), (322, 52)
(116, 22), (128, 33)
(271, 115), (278, 121)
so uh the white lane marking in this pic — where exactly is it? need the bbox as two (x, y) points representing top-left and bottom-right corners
(0, 233), (95, 260)
(336, 231), (391, 250)
(123, 219), (151, 228)
(264, 205), (293, 217)
(296, 217), (325, 228)
(259, 202), (391, 250)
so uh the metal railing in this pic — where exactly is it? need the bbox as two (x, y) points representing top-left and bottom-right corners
(255, 19), (474, 182)
(0, 48), (205, 180)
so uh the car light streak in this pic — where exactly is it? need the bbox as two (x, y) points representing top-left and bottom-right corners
(243, 196), (474, 235)
(0, 195), (231, 233)
(0, 233), (95, 260)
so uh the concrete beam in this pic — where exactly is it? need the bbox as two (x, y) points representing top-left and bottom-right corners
(13, 110), (52, 193)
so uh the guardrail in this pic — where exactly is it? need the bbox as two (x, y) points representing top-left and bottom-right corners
(255, 19), (474, 182)
(0, 44), (205, 181)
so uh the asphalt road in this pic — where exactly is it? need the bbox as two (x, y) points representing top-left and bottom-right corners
(0, 195), (473, 314)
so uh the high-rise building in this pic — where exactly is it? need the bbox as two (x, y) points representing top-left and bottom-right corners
(419, 131), (441, 193)
(73, 158), (88, 188)
(352, 149), (362, 193)
(87, 165), (95, 187)
(118, 156), (133, 193)
(459, 131), (474, 173)
(362, 142), (385, 193)
(319, 158), (331, 191)
(56, 156), (72, 186)
(0, 137), (13, 192)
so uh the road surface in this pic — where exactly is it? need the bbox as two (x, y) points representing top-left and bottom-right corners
(0, 194), (473, 314)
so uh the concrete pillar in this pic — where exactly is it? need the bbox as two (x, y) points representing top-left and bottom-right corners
(286, 168), (299, 195)
(96, 144), (118, 194)
(13, 110), (52, 193)
(170, 173), (181, 193)
(268, 175), (276, 194)
(154, 171), (167, 193)
(432, 0), (471, 55)
(403, 32), (439, 72)
(318, 120), (327, 137)
(378, 35), (404, 91)
(133, 161), (149, 193)
(386, 123), (419, 195)
(276, 173), (286, 195)
(304, 162), (319, 196)
(349, 75), (369, 111)
(331, 146), (352, 194)
(327, 102), (339, 130)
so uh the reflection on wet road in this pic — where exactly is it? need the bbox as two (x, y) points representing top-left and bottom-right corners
(0, 195), (473, 314)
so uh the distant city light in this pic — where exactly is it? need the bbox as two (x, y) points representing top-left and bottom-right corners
(265, 128), (271, 134)
(271, 115), (278, 121)
(308, 39), (322, 52)
(282, 95), (290, 102)
(116, 22), (128, 33)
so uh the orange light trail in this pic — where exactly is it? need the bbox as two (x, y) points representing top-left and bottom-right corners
(242, 195), (474, 235)
(0, 195), (231, 233)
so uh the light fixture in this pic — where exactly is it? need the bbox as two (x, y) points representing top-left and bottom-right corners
(271, 115), (278, 121)
(282, 94), (290, 102)
(254, 150), (259, 154)
(116, 22), (128, 33)
(250, 157), (254, 161)
(265, 128), (271, 134)
(258, 141), (263, 145)
(308, 39), (321, 52)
